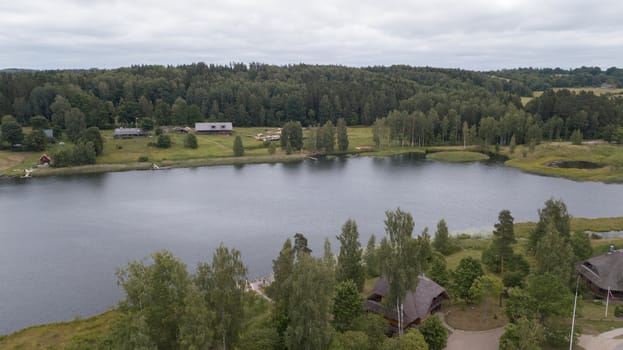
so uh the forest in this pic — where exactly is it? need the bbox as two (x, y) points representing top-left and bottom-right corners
(1, 64), (622, 153)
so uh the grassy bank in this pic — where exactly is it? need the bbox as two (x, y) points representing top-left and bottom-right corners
(0, 127), (380, 178)
(504, 142), (623, 183)
(426, 151), (489, 162)
(3, 127), (623, 183)
(0, 311), (121, 350)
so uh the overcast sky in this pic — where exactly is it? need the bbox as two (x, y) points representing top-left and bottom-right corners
(1, 0), (621, 71)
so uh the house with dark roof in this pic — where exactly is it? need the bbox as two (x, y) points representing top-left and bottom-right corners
(365, 276), (449, 331)
(195, 122), (233, 135)
(577, 247), (623, 299)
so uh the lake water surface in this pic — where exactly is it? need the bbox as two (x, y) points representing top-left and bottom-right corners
(1, 155), (623, 334)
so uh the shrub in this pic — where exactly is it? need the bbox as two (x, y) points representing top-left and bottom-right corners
(138, 155), (149, 162)
(80, 127), (104, 155)
(140, 118), (155, 131)
(419, 315), (447, 350)
(268, 142), (276, 155)
(570, 129), (583, 145)
(183, 133), (198, 149)
(30, 115), (50, 130)
(25, 129), (47, 151)
(156, 134), (171, 148)
(615, 305), (623, 317)
(233, 135), (244, 156)
(51, 142), (96, 167)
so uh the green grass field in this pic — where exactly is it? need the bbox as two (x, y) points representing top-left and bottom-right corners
(505, 142), (623, 183)
(426, 151), (489, 162)
(0, 126), (380, 177)
(523, 87), (623, 105)
(0, 311), (121, 350)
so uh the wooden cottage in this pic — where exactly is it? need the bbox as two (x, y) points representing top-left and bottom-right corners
(577, 247), (623, 300)
(114, 127), (147, 138)
(365, 276), (449, 331)
(195, 122), (233, 135)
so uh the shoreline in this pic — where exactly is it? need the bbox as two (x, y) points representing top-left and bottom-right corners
(3, 143), (623, 184)
(2, 216), (623, 339)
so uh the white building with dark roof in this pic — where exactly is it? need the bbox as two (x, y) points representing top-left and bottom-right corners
(195, 122), (233, 135)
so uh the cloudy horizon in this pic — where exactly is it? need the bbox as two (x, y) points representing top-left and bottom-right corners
(1, 0), (622, 71)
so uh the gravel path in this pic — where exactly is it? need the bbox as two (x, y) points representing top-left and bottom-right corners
(438, 312), (504, 350)
(446, 327), (504, 350)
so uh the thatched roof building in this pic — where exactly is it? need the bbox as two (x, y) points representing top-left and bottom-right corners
(365, 276), (449, 330)
(577, 247), (623, 299)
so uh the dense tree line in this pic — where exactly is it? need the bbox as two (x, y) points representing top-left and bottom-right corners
(2, 64), (622, 154)
(491, 66), (623, 91)
(0, 63), (529, 131)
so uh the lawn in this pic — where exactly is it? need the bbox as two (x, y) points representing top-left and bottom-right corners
(0, 151), (36, 174)
(574, 300), (623, 336)
(1, 126), (379, 177)
(426, 151), (489, 162)
(0, 311), (121, 350)
(444, 302), (508, 331)
(505, 142), (623, 183)
(522, 87), (623, 105)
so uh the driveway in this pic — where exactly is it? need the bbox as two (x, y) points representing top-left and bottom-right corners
(446, 327), (504, 350)
(579, 328), (623, 350)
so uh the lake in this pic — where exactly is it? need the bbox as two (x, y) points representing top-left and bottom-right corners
(1, 155), (623, 334)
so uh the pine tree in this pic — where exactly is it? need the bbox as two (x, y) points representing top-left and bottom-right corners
(233, 135), (244, 156)
(337, 118), (349, 152)
(432, 219), (453, 255)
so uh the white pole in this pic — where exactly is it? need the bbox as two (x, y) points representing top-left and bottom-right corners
(397, 298), (401, 335)
(606, 286), (610, 318)
(570, 275), (579, 350)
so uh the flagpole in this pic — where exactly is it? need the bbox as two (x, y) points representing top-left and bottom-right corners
(606, 286), (611, 318)
(570, 275), (579, 350)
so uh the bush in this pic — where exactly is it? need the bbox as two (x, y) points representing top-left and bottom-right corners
(138, 155), (149, 162)
(419, 315), (447, 350)
(154, 127), (163, 136)
(502, 271), (525, 289)
(456, 233), (471, 240)
(140, 118), (155, 131)
(615, 305), (623, 317)
(570, 129), (583, 145)
(183, 133), (198, 149)
(268, 142), (276, 155)
(30, 115), (50, 130)
(1, 121), (24, 145)
(233, 135), (244, 156)
(80, 127), (104, 155)
(156, 134), (171, 148)
(25, 129), (47, 151)
(51, 142), (96, 167)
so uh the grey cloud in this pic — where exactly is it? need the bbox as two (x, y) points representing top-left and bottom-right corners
(0, 0), (621, 69)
